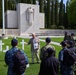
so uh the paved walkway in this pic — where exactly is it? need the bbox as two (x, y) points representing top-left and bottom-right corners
(18, 35), (64, 38)
(18, 35), (61, 46)
(40, 39), (61, 46)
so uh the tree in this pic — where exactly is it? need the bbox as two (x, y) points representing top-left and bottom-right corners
(63, 4), (66, 28)
(51, 0), (55, 25)
(68, 0), (76, 29)
(5, 0), (8, 11)
(33, 0), (36, 4)
(39, 0), (43, 12)
(55, 0), (58, 26)
(65, 0), (69, 29)
(44, 0), (47, 28)
(8, 0), (12, 10)
(27, 0), (32, 4)
(47, 0), (51, 28)
(59, 0), (64, 26)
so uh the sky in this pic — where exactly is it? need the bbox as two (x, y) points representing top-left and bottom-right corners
(63, 0), (67, 4)
(59, 0), (67, 4)
(59, 0), (67, 3)
(59, 0), (67, 7)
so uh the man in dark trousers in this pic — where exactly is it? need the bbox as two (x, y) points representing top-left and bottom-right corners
(59, 41), (74, 75)
(5, 38), (28, 75)
(67, 40), (76, 75)
(39, 48), (59, 75)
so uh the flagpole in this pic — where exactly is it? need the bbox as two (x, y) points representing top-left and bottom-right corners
(2, 0), (5, 35)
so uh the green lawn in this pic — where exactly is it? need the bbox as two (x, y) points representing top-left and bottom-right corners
(51, 38), (63, 43)
(41, 37), (63, 43)
(0, 37), (62, 75)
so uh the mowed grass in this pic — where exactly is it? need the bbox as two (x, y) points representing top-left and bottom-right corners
(42, 37), (64, 43)
(0, 37), (62, 75)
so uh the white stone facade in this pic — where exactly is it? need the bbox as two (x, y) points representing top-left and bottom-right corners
(6, 10), (18, 28)
(5, 3), (44, 36)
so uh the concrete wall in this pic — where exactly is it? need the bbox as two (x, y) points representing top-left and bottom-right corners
(40, 29), (76, 36)
(0, 29), (19, 36)
(17, 3), (44, 35)
(5, 10), (18, 28)
(0, 29), (76, 36)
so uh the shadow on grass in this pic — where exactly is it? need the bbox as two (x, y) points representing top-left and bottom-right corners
(0, 60), (4, 61)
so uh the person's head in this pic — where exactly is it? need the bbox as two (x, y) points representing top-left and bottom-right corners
(60, 41), (67, 48)
(64, 32), (68, 36)
(67, 40), (74, 48)
(32, 33), (36, 38)
(11, 38), (18, 47)
(46, 48), (55, 57)
(45, 37), (51, 44)
(71, 33), (75, 37)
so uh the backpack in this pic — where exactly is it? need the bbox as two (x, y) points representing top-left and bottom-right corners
(13, 50), (26, 75)
(63, 49), (76, 67)
(40, 45), (55, 61)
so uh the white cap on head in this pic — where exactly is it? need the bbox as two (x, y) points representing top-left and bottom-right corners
(32, 33), (35, 35)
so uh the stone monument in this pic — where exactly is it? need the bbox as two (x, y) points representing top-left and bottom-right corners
(6, 3), (44, 35)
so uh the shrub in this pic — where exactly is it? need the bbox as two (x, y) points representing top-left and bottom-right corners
(58, 26), (65, 29)
(51, 25), (57, 29)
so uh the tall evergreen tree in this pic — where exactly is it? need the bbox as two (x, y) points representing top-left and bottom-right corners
(33, 0), (36, 4)
(39, 0), (43, 12)
(47, 0), (51, 28)
(55, 0), (58, 26)
(5, 0), (8, 11)
(51, 0), (55, 25)
(68, 0), (76, 29)
(27, 0), (32, 4)
(63, 4), (66, 28)
(59, 0), (64, 26)
(65, 0), (69, 28)
(44, 0), (47, 28)
(8, 0), (12, 10)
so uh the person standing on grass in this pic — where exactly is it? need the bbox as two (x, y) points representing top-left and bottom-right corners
(59, 41), (74, 75)
(5, 38), (28, 75)
(40, 37), (55, 61)
(67, 40), (76, 75)
(39, 48), (59, 75)
(26, 33), (40, 64)
(63, 32), (70, 41)
(70, 33), (75, 46)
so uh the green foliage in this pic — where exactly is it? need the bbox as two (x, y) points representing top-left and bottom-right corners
(27, 0), (32, 4)
(51, 25), (57, 29)
(33, 0), (36, 4)
(39, 0), (43, 12)
(58, 25), (65, 29)
(68, 0), (76, 28)
(47, 0), (51, 28)
(55, 0), (59, 25)
(59, 0), (64, 26)
(0, 0), (2, 28)
(51, 0), (55, 25)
